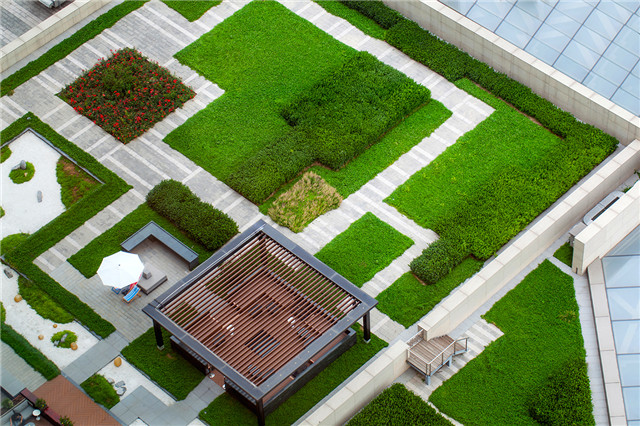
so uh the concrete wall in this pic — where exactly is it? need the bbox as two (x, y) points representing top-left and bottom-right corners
(573, 182), (640, 274)
(0, 0), (111, 73)
(383, 0), (640, 145)
(419, 140), (640, 340)
(299, 340), (409, 426)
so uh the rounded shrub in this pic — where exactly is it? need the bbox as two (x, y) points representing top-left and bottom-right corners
(410, 238), (468, 285)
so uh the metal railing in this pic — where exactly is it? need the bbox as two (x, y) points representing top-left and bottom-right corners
(408, 336), (468, 377)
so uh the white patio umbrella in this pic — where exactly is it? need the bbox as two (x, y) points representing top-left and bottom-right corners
(97, 251), (144, 289)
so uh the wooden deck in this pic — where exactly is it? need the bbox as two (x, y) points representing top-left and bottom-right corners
(35, 376), (119, 426)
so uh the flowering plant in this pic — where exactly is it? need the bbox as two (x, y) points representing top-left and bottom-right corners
(60, 48), (195, 143)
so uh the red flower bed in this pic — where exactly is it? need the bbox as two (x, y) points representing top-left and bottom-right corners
(60, 48), (195, 143)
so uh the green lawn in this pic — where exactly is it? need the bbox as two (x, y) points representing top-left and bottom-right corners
(377, 258), (483, 327)
(348, 383), (452, 426)
(166, 1), (354, 182)
(429, 260), (593, 425)
(68, 203), (212, 278)
(315, 213), (414, 287)
(554, 242), (574, 267)
(200, 325), (387, 426)
(121, 328), (204, 400)
(162, 0), (221, 21)
(386, 78), (609, 260)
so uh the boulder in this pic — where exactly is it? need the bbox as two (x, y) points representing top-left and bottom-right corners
(114, 357), (122, 367)
(37, 191), (43, 203)
(60, 333), (67, 343)
(4, 269), (13, 278)
(19, 160), (26, 170)
(13, 294), (22, 303)
(70, 342), (78, 351)
(38, 335), (44, 340)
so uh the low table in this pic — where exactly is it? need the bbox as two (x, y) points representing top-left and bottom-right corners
(137, 264), (167, 295)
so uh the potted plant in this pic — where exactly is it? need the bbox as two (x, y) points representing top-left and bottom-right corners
(60, 415), (74, 426)
(35, 398), (47, 411)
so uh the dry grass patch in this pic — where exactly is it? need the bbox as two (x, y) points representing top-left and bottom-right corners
(268, 172), (342, 232)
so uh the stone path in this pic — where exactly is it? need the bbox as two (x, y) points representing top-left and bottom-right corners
(0, 341), (47, 395)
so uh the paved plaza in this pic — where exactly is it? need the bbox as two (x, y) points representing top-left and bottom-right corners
(0, 0), (610, 424)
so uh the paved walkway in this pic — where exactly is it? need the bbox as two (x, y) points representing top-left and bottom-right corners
(0, 0), (76, 48)
(1, 341), (47, 395)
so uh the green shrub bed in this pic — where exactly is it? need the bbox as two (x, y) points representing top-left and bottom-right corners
(227, 51), (430, 203)
(1, 1), (148, 97)
(121, 327), (204, 400)
(430, 260), (593, 425)
(3, 113), (131, 338)
(377, 258), (483, 328)
(1, 233), (29, 256)
(200, 325), (387, 425)
(60, 48), (195, 143)
(553, 242), (574, 267)
(1, 303), (60, 380)
(1, 145), (11, 162)
(348, 383), (452, 425)
(9, 162), (35, 184)
(387, 79), (617, 261)
(315, 212), (413, 287)
(162, 0), (221, 21)
(339, 0), (405, 29)
(69, 203), (213, 278)
(146, 180), (237, 251)
(56, 157), (100, 208)
(18, 276), (74, 324)
(315, 1), (387, 40)
(81, 374), (120, 409)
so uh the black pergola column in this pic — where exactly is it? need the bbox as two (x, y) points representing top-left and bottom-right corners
(153, 320), (164, 350)
(257, 399), (265, 426)
(363, 312), (371, 343)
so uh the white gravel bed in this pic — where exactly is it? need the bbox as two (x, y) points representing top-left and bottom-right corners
(98, 358), (176, 406)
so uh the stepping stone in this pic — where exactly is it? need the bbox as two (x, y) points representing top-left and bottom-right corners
(115, 380), (125, 388)
(116, 387), (126, 396)
(37, 191), (43, 202)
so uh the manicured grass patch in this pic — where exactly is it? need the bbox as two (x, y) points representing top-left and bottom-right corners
(0, 1), (148, 97)
(51, 330), (77, 349)
(146, 180), (237, 251)
(339, 0), (405, 29)
(430, 260), (593, 425)
(1, 304), (60, 380)
(68, 203), (213, 278)
(377, 258), (483, 328)
(18, 276), (74, 324)
(3, 113), (130, 338)
(554, 242), (574, 267)
(1, 233), (29, 256)
(121, 327), (204, 400)
(315, 1), (387, 40)
(267, 172), (342, 232)
(60, 48), (195, 143)
(315, 213), (413, 287)
(387, 79), (615, 261)
(56, 157), (100, 208)
(200, 325), (387, 425)
(81, 374), (120, 409)
(167, 1), (354, 184)
(9, 161), (35, 183)
(348, 383), (452, 426)
(1, 145), (11, 163)
(162, 0), (221, 21)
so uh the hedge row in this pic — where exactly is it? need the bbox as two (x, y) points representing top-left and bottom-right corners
(227, 52), (430, 203)
(338, 1), (405, 30)
(529, 358), (594, 425)
(146, 180), (238, 251)
(0, 1), (148, 97)
(409, 238), (469, 285)
(3, 113), (130, 338)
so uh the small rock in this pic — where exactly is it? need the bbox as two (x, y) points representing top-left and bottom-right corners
(19, 160), (26, 170)
(60, 333), (67, 343)
(113, 357), (122, 367)
(114, 381), (125, 388)
(37, 191), (43, 203)
(116, 387), (126, 396)
(38, 335), (44, 340)
(107, 377), (115, 384)
(53, 324), (57, 328)
(53, 341), (59, 347)
(14, 294), (22, 303)
(70, 342), (78, 351)
(4, 269), (13, 278)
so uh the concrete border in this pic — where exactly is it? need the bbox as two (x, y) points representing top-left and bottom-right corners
(0, 0), (111, 73)
(382, 0), (640, 145)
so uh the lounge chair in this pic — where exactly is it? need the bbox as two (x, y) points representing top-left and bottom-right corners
(123, 285), (140, 303)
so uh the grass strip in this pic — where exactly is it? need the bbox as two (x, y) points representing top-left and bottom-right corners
(553, 242), (573, 267)
(430, 260), (593, 425)
(1, 1), (148, 97)
(377, 258), (483, 328)
(200, 325), (387, 425)
(348, 383), (452, 425)
(315, 212), (414, 287)
(18, 276), (74, 324)
(315, 1), (387, 40)
(162, 0), (221, 21)
(68, 203), (212, 278)
(81, 374), (120, 408)
(121, 327), (204, 400)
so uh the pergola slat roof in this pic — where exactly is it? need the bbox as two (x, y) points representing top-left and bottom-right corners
(144, 220), (377, 401)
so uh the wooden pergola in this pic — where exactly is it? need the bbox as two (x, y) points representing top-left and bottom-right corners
(143, 220), (377, 425)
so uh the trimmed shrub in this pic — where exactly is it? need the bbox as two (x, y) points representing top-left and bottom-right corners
(227, 51), (430, 203)
(267, 171), (342, 232)
(146, 180), (238, 251)
(0, 323), (60, 380)
(528, 358), (594, 425)
(410, 238), (468, 285)
(348, 383), (452, 425)
(81, 374), (120, 409)
(18, 276), (74, 324)
(338, 0), (406, 29)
